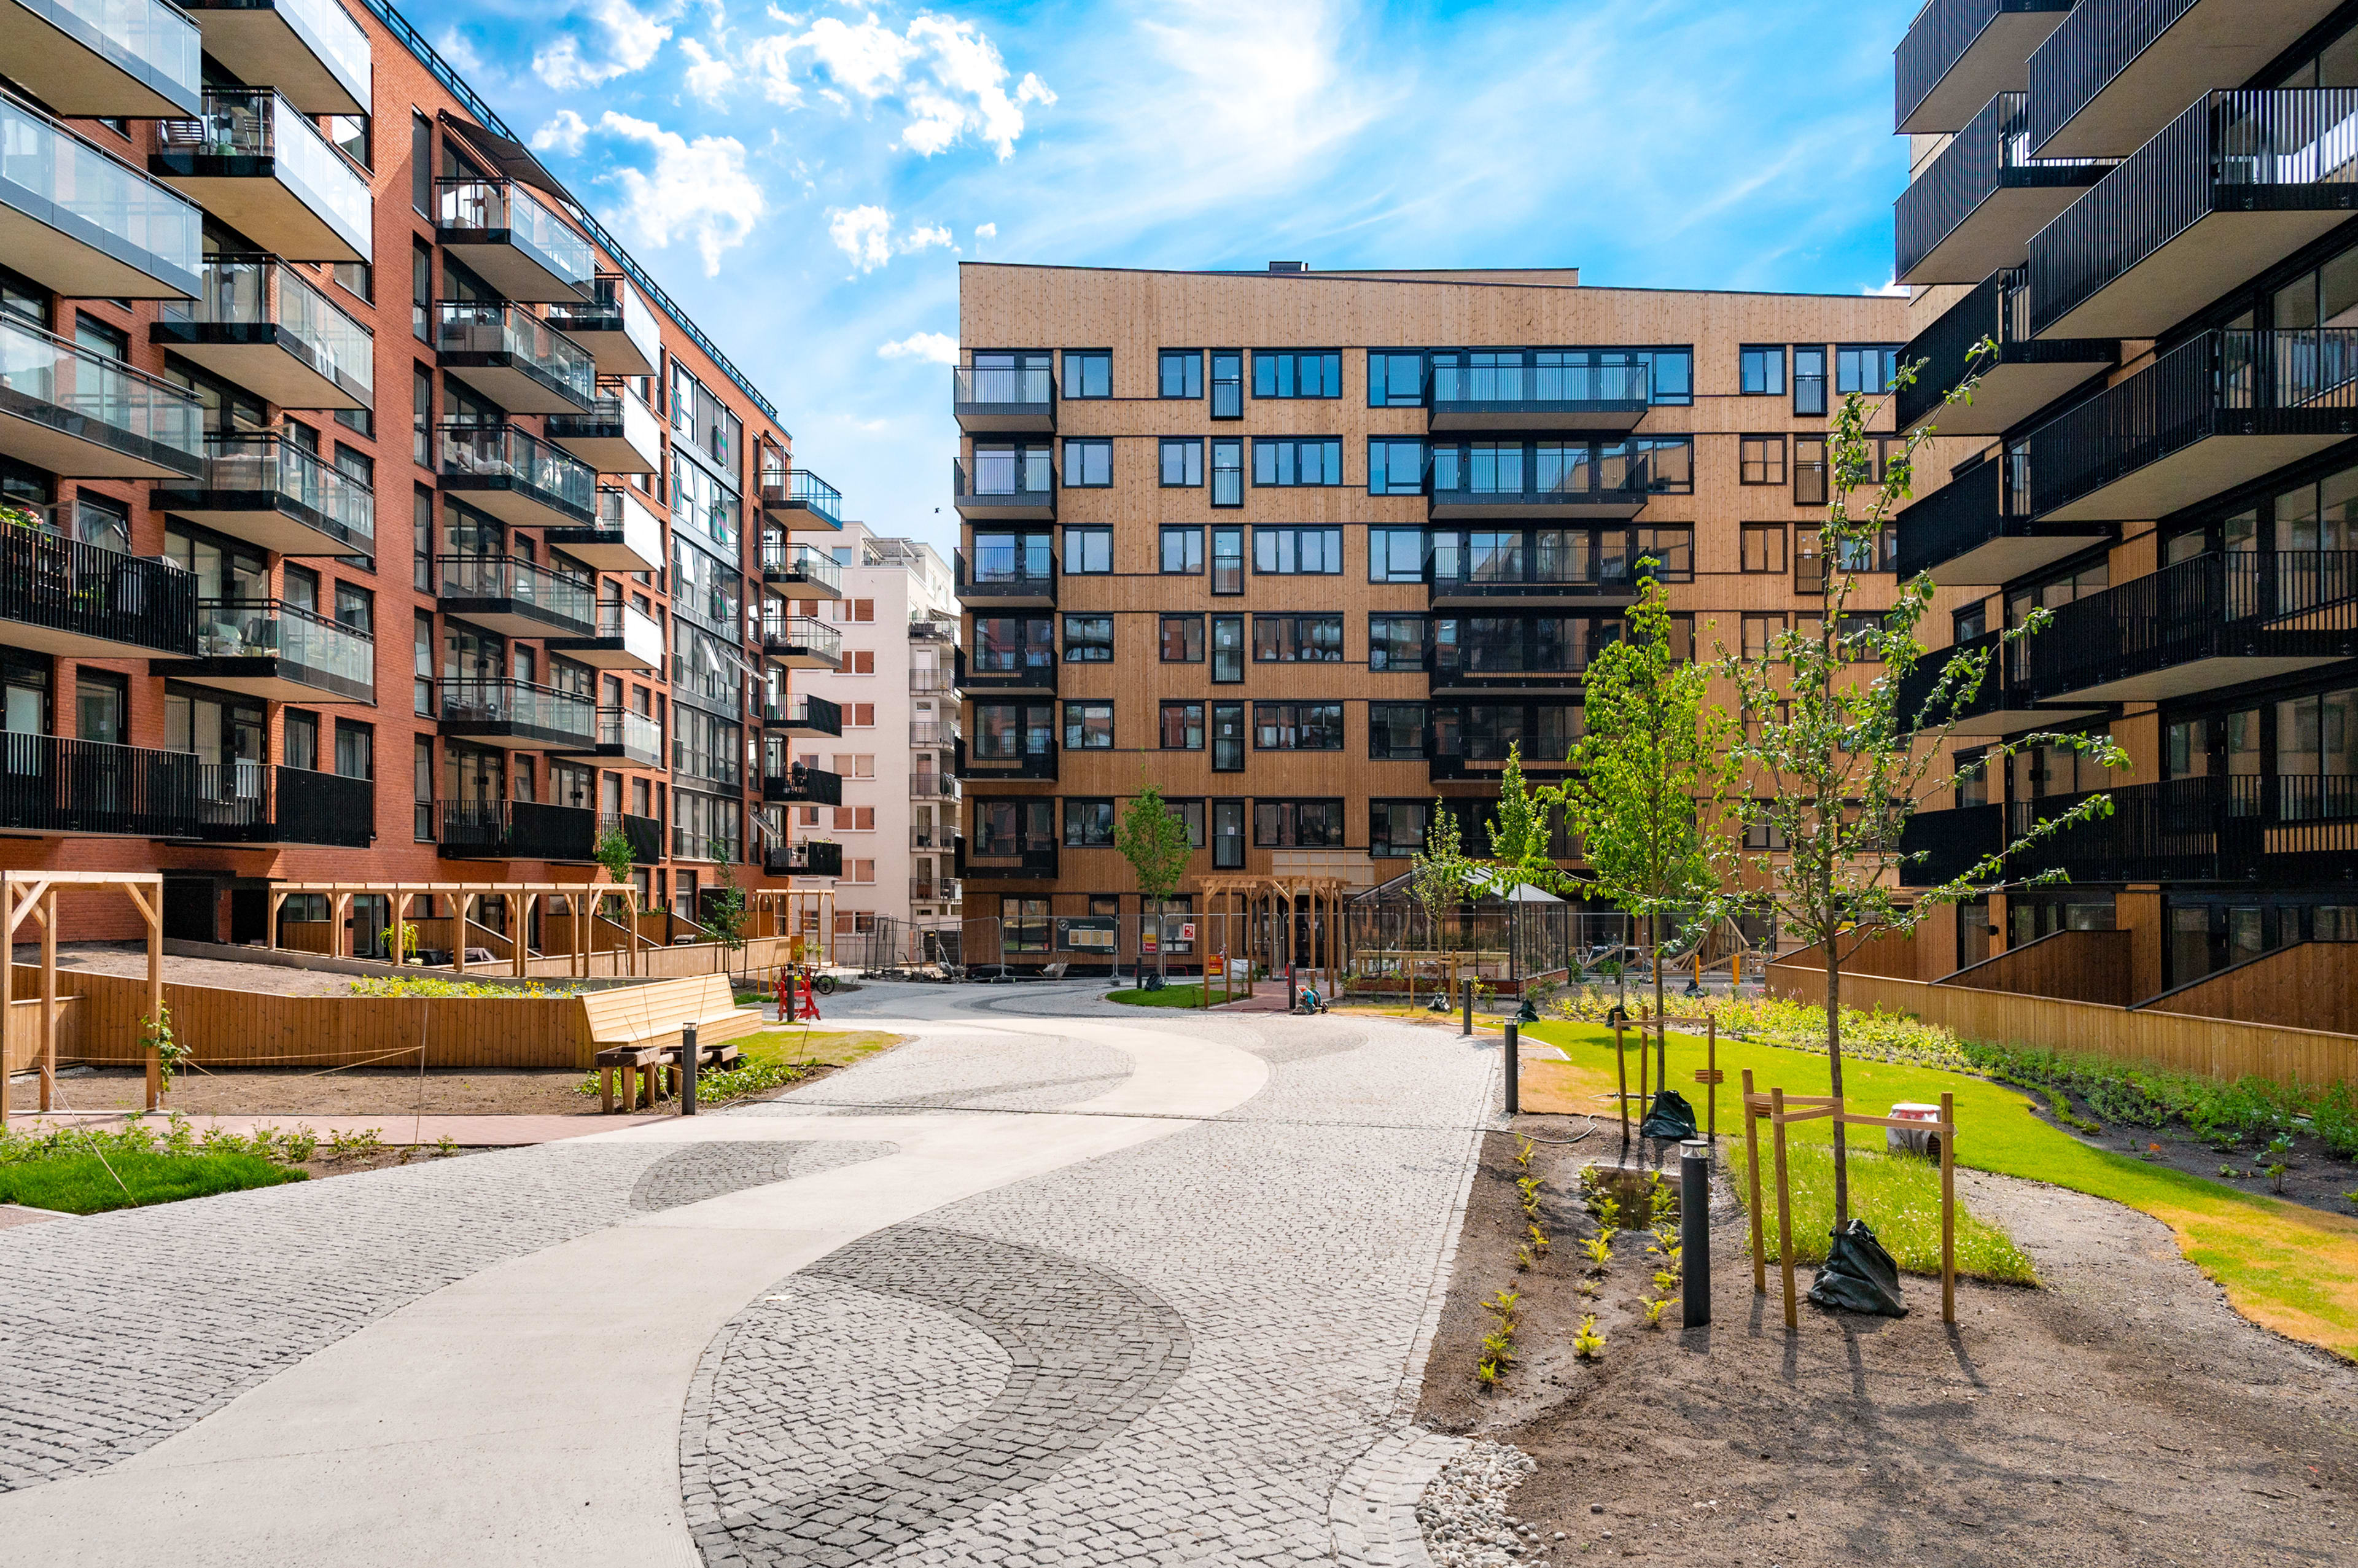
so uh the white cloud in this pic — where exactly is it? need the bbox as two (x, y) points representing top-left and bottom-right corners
(531, 109), (591, 157)
(876, 332), (959, 364)
(900, 223), (954, 253)
(1865, 279), (1910, 298)
(437, 26), (488, 76)
(825, 206), (959, 272)
(595, 112), (765, 274)
(533, 0), (675, 90)
(680, 38), (735, 105)
(740, 10), (1050, 158)
(973, 222), (997, 240)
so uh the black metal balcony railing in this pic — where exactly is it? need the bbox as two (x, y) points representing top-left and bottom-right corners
(596, 811), (663, 864)
(764, 764), (844, 807)
(963, 738), (1058, 780)
(954, 453), (1056, 508)
(1894, 801), (2002, 887)
(1895, 90), (2112, 284)
(2024, 551), (2358, 701)
(0, 528), (196, 655)
(2031, 89), (2358, 338)
(764, 839), (844, 877)
(957, 543), (1057, 600)
(1427, 440), (1692, 511)
(964, 835), (1058, 879)
(438, 798), (601, 861)
(2006, 774), (2358, 883)
(2022, 0), (2308, 158)
(1893, 451), (2025, 578)
(755, 693), (842, 736)
(1428, 532), (1644, 597)
(909, 615), (955, 640)
(954, 363), (1055, 411)
(0, 735), (368, 844)
(911, 877), (960, 902)
(1895, 265), (2115, 433)
(910, 773), (960, 798)
(1896, 0), (2074, 135)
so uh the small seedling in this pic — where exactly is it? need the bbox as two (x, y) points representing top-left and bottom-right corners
(2219, 1163), (2236, 1178)
(1514, 1136), (1535, 1171)
(1515, 1246), (1534, 1273)
(1653, 1269), (1678, 1294)
(2344, 1190), (2358, 1209)
(1573, 1314), (1606, 1360)
(433, 1134), (460, 1159)
(1483, 1286), (1521, 1321)
(2268, 1162), (2290, 1194)
(1578, 1279), (1598, 1297)
(1480, 1327), (1516, 1364)
(1582, 1235), (1613, 1269)
(1641, 1297), (1668, 1329)
(1476, 1359), (1500, 1388)
(1528, 1223), (1551, 1257)
(1648, 1176), (1676, 1225)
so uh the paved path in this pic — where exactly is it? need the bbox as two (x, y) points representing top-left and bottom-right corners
(11, 1111), (663, 1144)
(0, 981), (1501, 1566)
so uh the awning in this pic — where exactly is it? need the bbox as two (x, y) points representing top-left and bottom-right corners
(438, 111), (570, 202)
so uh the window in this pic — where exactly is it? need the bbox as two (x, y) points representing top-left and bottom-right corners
(1741, 613), (1784, 659)
(1369, 704), (1427, 761)
(1064, 798), (1116, 845)
(973, 615), (1056, 675)
(1063, 438), (1112, 487)
(1064, 701), (1114, 750)
(2276, 685), (2358, 821)
(1252, 438), (1344, 486)
(1160, 613), (1204, 662)
(1063, 351), (1110, 398)
(411, 244), (430, 341)
(1743, 804), (1790, 852)
(413, 364), (432, 465)
(1212, 527), (1243, 593)
(1212, 702), (1245, 770)
(1161, 702), (1205, 750)
(1210, 351), (1243, 418)
(1210, 439), (1243, 506)
(1063, 615), (1113, 662)
(1368, 351), (1425, 407)
(335, 718), (373, 780)
(1253, 614), (1344, 662)
(1368, 438), (1426, 496)
(1740, 435), (1785, 486)
(1740, 345), (1786, 396)
(1368, 527), (1425, 583)
(1371, 799), (1431, 856)
(1254, 799), (1344, 847)
(1253, 351), (1342, 398)
(1836, 345), (1901, 395)
(1159, 526), (1204, 575)
(1159, 350), (1202, 399)
(1633, 527), (1693, 580)
(411, 112), (432, 214)
(1793, 346), (1827, 416)
(1255, 702), (1343, 750)
(1794, 437), (1828, 505)
(1369, 615), (1428, 672)
(284, 709), (319, 770)
(1212, 615), (1243, 682)
(1212, 798), (1245, 864)
(973, 702), (1053, 759)
(1252, 527), (1344, 573)
(1742, 524), (1788, 573)
(1062, 527), (1112, 573)
(1159, 438), (1203, 487)
(413, 735), (432, 840)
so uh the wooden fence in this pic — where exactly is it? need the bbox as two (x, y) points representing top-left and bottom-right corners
(2141, 941), (2358, 1037)
(1937, 928), (2133, 1007)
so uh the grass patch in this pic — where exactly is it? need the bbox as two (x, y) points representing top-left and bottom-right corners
(348, 977), (585, 999)
(573, 1028), (906, 1106)
(1523, 1020), (2358, 1360)
(0, 1144), (303, 1213)
(1729, 1142), (2036, 1284)
(1108, 985), (1237, 1009)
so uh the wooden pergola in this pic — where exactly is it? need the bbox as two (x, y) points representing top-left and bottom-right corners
(1193, 874), (1348, 997)
(1, 871), (162, 1125)
(266, 880), (649, 977)
(752, 888), (833, 968)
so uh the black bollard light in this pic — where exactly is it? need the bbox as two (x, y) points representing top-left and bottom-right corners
(1461, 979), (1474, 1036)
(1680, 1136), (1710, 1327)
(1503, 1022), (1519, 1116)
(682, 1020), (699, 1117)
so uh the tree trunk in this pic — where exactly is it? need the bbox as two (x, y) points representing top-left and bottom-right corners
(1826, 943), (1850, 1228)
(1156, 896), (1168, 985)
(1652, 910), (1668, 1100)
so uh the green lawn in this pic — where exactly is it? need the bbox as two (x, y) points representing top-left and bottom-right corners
(1523, 1019), (2358, 1359)
(0, 1147), (305, 1213)
(1108, 984), (1238, 1009)
(734, 1027), (906, 1069)
(1730, 1141), (2037, 1284)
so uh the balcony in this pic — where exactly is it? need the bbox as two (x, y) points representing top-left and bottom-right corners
(1894, 630), (2103, 736)
(152, 88), (371, 263)
(435, 554), (596, 638)
(154, 253), (372, 409)
(155, 597), (373, 702)
(0, 0), (200, 115)
(543, 274), (659, 378)
(1894, 450), (2110, 585)
(911, 877), (959, 902)
(963, 641), (1056, 693)
(761, 613), (842, 669)
(764, 764), (843, 807)
(909, 615), (955, 640)
(0, 528), (195, 658)
(434, 178), (596, 303)
(953, 452), (1055, 521)
(434, 677), (597, 750)
(1894, 90), (2111, 285)
(2026, 330), (2358, 525)
(434, 301), (597, 415)
(757, 693), (841, 736)
(151, 432), (371, 553)
(1428, 441), (1688, 521)
(910, 665), (957, 694)
(1896, 267), (2114, 437)
(437, 422), (596, 528)
(953, 362), (1055, 432)
(765, 839), (843, 878)
(962, 740), (1057, 782)
(911, 772), (960, 800)
(2, 316), (202, 479)
(437, 798), (602, 863)
(2026, 0), (2337, 159)
(2020, 550), (2358, 703)
(605, 810), (664, 863)
(553, 707), (661, 767)
(962, 834), (1057, 880)
(761, 538), (844, 597)
(544, 394), (660, 476)
(0, 91), (201, 298)
(2028, 90), (2358, 341)
(1428, 530), (1643, 605)
(1427, 352), (1649, 432)
(2007, 775), (2358, 884)
(181, 0), (368, 115)
(760, 468), (843, 531)
(546, 487), (661, 574)
(1895, 802), (2004, 887)
(911, 720), (960, 747)
(957, 542), (1056, 605)
(0, 735), (365, 845)
(1895, 0), (2074, 136)
(547, 601), (664, 672)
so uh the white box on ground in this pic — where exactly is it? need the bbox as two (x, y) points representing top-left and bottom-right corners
(1887, 1101), (1943, 1157)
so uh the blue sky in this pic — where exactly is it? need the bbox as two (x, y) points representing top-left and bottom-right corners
(410, 0), (1920, 554)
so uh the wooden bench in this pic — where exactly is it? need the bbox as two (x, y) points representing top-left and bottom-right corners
(580, 974), (764, 1111)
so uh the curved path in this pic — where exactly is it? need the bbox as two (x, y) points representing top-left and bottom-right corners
(0, 984), (1498, 1566)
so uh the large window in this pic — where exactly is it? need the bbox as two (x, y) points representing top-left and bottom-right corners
(1212, 615), (1243, 681)
(1369, 704), (1426, 760)
(973, 615), (1056, 675)
(1159, 438), (1203, 487)
(1063, 797), (1115, 845)
(1064, 701), (1114, 750)
(1835, 344), (1900, 395)
(1063, 438), (1112, 487)
(1159, 349), (1202, 399)
(1794, 437), (1827, 505)
(1212, 703), (1244, 770)
(1371, 799), (1431, 856)
(1741, 523), (1788, 573)
(2277, 685), (2358, 821)
(1253, 613), (1344, 662)
(1369, 615), (1427, 671)
(1252, 527), (1344, 574)
(1253, 799), (1344, 847)
(1255, 702), (1342, 750)
(1740, 435), (1785, 486)
(1740, 344), (1785, 395)
(1212, 527), (1243, 593)
(1793, 346), (1827, 416)
(1161, 701), (1205, 750)
(1160, 526), (1204, 574)
(973, 702), (1053, 759)
(1368, 439), (1426, 496)
(1062, 526), (1112, 573)
(1253, 351), (1342, 398)
(1161, 613), (1204, 662)
(1001, 894), (1051, 952)
(1062, 615), (1113, 662)
(1063, 349), (1110, 398)
(1369, 526), (1425, 583)
(1633, 526), (1694, 580)
(1430, 438), (1693, 497)
(1253, 438), (1344, 486)
(975, 799), (1054, 856)
(1368, 351), (1424, 407)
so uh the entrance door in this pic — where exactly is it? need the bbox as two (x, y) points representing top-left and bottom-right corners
(164, 877), (217, 942)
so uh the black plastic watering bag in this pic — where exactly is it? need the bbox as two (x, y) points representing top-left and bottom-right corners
(1807, 1217), (1909, 1317)
(1640, 1089), (1699, 1141)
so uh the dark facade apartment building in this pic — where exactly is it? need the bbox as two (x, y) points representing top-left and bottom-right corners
(951, 262), (1930, 972)
(1893, 0), (2358, 999)
(0, 0), (844, 947)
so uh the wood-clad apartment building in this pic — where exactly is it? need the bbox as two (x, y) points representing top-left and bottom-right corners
(951, 262), (1916, 972)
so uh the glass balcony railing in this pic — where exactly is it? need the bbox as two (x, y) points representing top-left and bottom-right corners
(192, 597), (374, 699)
(760, 538), (842, 592)
(435, 677), (597, 744)
(1430, 354), (1649, 406)
(543, 274), (660, 371)
(761, 467), (842, 527)
(434, 300), (596, 406)
(436, 553), (596, 631)
(761, 613), (843, 662)
(437, 422), (596, 515)
(434, 177), (597, 297)
(0, 91), (201, 292)
(157, 252), (373, 399)
(193, 432), (375, 541)
(0, 314), (204, 470)
(7, 0), (203, 114)
(157, 88), (372, 259)
(596, 706), (661, 764)
(184, 0), (372, 114)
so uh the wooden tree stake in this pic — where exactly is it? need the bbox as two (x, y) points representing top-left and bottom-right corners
(1742, 1068), (1765, 1296)
(1771, 1084), (1796, 1330)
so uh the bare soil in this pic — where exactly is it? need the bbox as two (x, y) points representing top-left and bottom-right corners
(28, 942), (382, 996)
(2031, 1090), (2358, 1221)
(1418, 1122), (2358, 1566)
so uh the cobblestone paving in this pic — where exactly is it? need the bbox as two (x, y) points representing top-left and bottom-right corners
(747, 1027), (1132, 1117)
(631, 1142), (900, 1213)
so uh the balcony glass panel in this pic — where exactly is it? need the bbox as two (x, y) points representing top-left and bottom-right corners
(434, 300), (594, 404)
(438, 422), (594, 513)
(195, 597), (373, 694)
(1, 314), (203, 462)
(439, 553), (597, 627)
(1430, 352), (1649, 405)
(435, 178), (596, 293)
(160, 89), (370, 256)
(158, 252), (372, 396)
(0, 93), (201, 286)
(249, 0), (371, 109)
(200, 432), (374, 539)
(12, 0), (203, 109)
(437, 677), (595, 739)
(763, 612), (842, 660)
(598, 706), (661, 759)
(761, 538), (843, 591)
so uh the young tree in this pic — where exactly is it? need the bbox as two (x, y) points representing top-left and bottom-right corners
(1487, 743), (1570, 895)
(1560, 562), (1739, 1051)
(1116, 782), (1194, 987)
(1724, 351), (2127, 1228)
(1411, 799), (1473, 1012)
(704, 837), (749, 973)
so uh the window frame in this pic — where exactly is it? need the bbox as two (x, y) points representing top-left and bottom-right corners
(1062, 796), (1116, 847)
(1740, 523), (1788, 575)
(1792, 345), (1828, 417)
(1740, 344), (1786, 397)
(1740, 434), (1786, 486)
(1159, 612), (1204, 662)
(1062, 349), (1111, 400)
(1062, 701), (1115, 751)
(1061, 613), (1114, 663)
(1250, 526), (1345, 575)
(1158, 437), (1204, 488)
(1160, 700), (1205, 750)
(1159, 525), (1204, 574)
(1062, 437), (1113, 488)
(1061, 525), (1113, 575)
(1251, 349), (1344, 399)
(1159, 349), (1204, 400)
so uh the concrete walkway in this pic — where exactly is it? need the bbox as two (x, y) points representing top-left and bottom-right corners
(0, 980), (1500, 1566)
